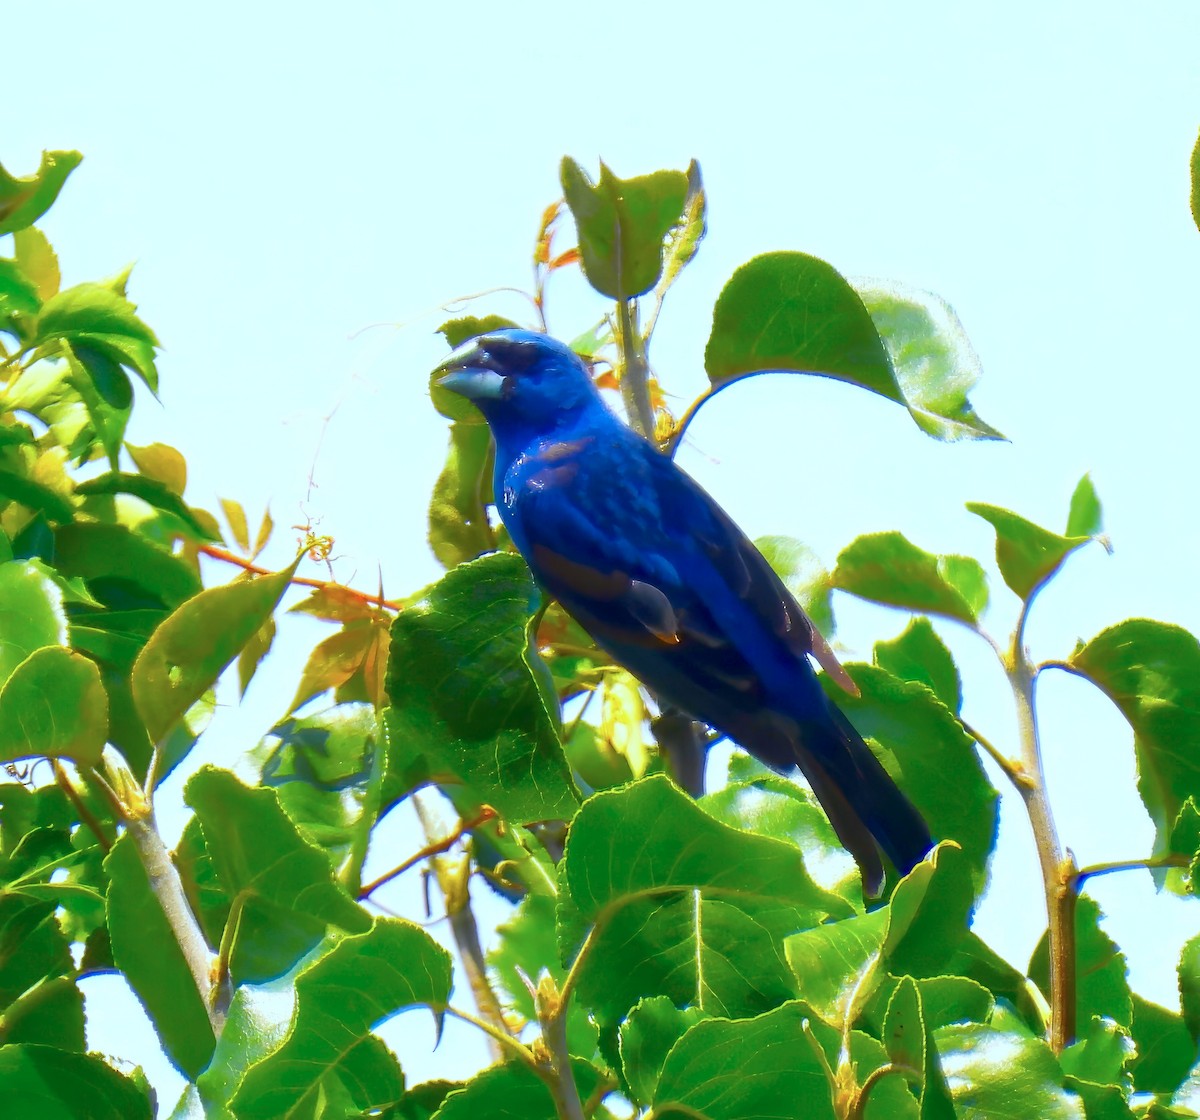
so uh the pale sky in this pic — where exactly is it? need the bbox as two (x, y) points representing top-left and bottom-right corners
(8, 1), (1200, 1108)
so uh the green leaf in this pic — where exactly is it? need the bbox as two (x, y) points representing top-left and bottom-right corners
(1060, 1016), (1135, 1089)
(35, 282), (159, 392)
(651, 159), (707, 306)
(967, 501), (1096, 601)
(1028, 895), (1132, 1030)
(132, 555), (299, 755)
(185, 766), (370, 984)
(54, 522), (201, 608)
(0, 469), (74, 524)
(703, 765), (858, 898)
(62, 343), (132, 468)
(560, 158), (689, 299)
(704, 251), (900, 403)
(944, 932), (1048, 1037)
(563, 773), (852, 936)
(619, 996), (706, 1107)
(0, 1043), (152, 1119)
(0, 151), (82, 235)
(0, 647), (107, 766)
(1191, 127), (1200, 233)
(1128, 993), (1196, 1094)
(253, 704), (378, 868)
(230, 919), (452, 1120)
(193, 986), (290, 1117)
(0, 559), (66, 686)
(651, 1002), (840, 1119)
(754, 535), (835, 640)
(834, 531), (986, 625)
(874, 617), (962, 714)
(574, 892), (798, 1030)
(1067, 474), (1103, 539)
(433, 1058), (601, 1120)
(0, 894), (83, 1053)
(853, 279), (1004, 441)
(1181, 934), (1200, 1042)
(0, 258), (41, 317)
(74, 472), (213, 539)
(783, 843), (970, 1026)
(428, 421), (495, 568)
(383, 551), (579, 822)
(783, 906), (888, 1025)
(1069, 620), (1200, 865)
(828, 665), (999, 892)
(13, 228), (61, 303)
(883, 976), (956, 1119)
(933, 1020), (1084, 1119)
(104, 831), (216, 1078)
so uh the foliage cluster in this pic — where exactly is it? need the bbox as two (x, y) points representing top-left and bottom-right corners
(1, 149), (1199, 1119)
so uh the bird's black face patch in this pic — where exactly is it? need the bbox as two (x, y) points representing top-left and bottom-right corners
(473, 334), (542, 375)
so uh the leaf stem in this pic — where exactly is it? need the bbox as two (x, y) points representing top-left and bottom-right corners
(358, 806), (497, 900)
(445, 1005), (539, 1069)
(616, 298), (655, 439)
(848, 1063), (919, 1120)
(953, 716), (1030, 791)
(1075, 853), (1188, 884)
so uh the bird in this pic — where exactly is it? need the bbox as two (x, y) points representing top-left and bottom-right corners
(434, 328), (932, 893)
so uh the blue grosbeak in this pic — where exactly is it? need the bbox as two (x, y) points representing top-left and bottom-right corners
(436, 329), (932, 892)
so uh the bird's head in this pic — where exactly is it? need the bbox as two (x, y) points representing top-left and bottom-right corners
(434, 329), (604, 449)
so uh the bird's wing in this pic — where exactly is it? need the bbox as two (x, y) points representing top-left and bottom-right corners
(508, 432), (855, 702)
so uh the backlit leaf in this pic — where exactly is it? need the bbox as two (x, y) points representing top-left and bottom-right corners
(428, 421), (494, 568)
(874, 617), (962, 714)
(967, 502), (1095, 601)
(0, 647), (107, 766)
(230, 919), (452, 1119)
(0, 559), (66, 686)
(0, 151), (82, 236)
(854, 278), (1003, 441)
(132, 554), (300, 755)
(834, 531), (986, 625)
(1069, 620), (1200, 866)
(560, 158), (689, 299)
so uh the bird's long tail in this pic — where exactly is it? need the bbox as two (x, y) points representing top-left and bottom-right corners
(743, 699), (933, 895)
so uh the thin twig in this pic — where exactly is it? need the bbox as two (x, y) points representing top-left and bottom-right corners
(357, 806), (497, 900)
(198, 544), (402, 611)
(52, 761), (112, 852)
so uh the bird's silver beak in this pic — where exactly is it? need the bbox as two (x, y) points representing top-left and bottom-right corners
(434, 342), (506, 401)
